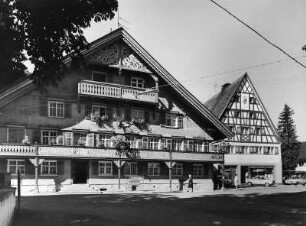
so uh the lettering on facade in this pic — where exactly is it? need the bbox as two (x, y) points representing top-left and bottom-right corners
(73, 148), (89, 156)
(209, 154), (224, 161)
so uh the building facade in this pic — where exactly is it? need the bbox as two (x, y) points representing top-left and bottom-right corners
(0, 28), (232, 193)
(205, 73), (282, 184)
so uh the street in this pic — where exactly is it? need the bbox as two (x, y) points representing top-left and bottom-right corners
(12, 186), (306, 226)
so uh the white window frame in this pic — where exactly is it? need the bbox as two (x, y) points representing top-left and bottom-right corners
(172, 163), (183, 176)
(7, 159), (25, 175)
(98, 161), (113, 176)
(41, 130), (58, 145)
(92, 105), (107, 117)
(193, 164), (204, 177)
(125, 162), (138, 176)
(165, 113), (183, 128)
(98, 134), (112, 148)
(149, 137), (160, 150)
(131, 77), (145, 88)
(131, 109), (145, 121)
(7, 126), (26, 143)
(148, 163), (160, 176)
(48, 101), (64, 118)
(40, 160), (57, 176)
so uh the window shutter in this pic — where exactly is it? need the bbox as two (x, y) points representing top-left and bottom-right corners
(58, 160), (64, 175)
(85, 103), (91, 117)
(125, 107), (131, 121)
(32, 129), (41, 144)
(144, 111), (150, 123)
(65, 102), (71, 118)
(160, 111), (166, 125)
(39, 99), (48, 116)
(92, 161), (98, 175)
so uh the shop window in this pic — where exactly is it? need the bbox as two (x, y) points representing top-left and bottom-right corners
(148, 163), (160, 176)
(131, 109), (145, 121)
(92, 105), (107, 117)
(99, 161), (113, 176)
(41, 130), (58, 145)
(48, 101), (64, 118)
(125, 162), (138, 176)
(7, 159), (25, 175)
(41, 160), (57, 175)
(165, 113), (183, 128)
(193, 164), (204, 177)
(172, 163), (183, 176)
(7, 126), (26, 143)
(131, 77), (144, 88)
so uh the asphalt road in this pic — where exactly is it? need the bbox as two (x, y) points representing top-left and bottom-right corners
(12, 186), (306, 226)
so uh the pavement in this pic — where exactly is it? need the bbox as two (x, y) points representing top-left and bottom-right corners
(12, 185), (306, 226)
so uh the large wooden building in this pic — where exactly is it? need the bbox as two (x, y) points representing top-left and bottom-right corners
(0, 28), (232, 193)
(205, 73), (282, 184)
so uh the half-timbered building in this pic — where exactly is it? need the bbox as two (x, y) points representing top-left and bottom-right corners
(0, 28), (232, 193)
(205, 73), (282, 184)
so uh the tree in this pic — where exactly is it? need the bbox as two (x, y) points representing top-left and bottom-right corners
(0, 0), (118, 89)
(277, 104), (300, 171)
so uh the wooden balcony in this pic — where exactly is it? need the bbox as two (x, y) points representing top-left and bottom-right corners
(78, 80), (158, 103)
(0, 145), (224, 162)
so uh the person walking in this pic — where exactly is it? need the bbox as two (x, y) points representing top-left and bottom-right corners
(187, 174), (193, 192)
(234, 174), (238, 189)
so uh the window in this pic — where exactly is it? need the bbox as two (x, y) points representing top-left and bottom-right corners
(7, 160), (25, 175)
(149, 138), (159, 150)
(41, 160), (57, 175)
(131, 109), (145, 121)
(234, 111), (240, 118)
(98, 134), (112, 148)
(148, 163), (160, 176)
(263, 147), (270, 155)
(125, 162), (138, 175)
(241, 127), (249, 135)
(7, 126), (25, 143)
(165, 139), (172, 150)
(48, 101), (64, 118)
(41, 130), (58, 145)
(193, 164), (204, 177)
(92, 105), (107, 117)
(165, 113), (183, 128)
(184, 140), (193, 152)
(126, 136), (137, 148)
(250, 146), (258, 154)
(275, 147), (279, 154)
(250, 97), (257, 104)
(99, 161), (113, 176)
(92, 71), (107, 82)
(173, 139), (183, 151)
(64, 132), (73, 146)
(140, 137), (149, 149)
(131, 77), (144, 88)
(234, 95), (240, 102)
(73, 133), (86, 146)
(172, 163), (183, 176)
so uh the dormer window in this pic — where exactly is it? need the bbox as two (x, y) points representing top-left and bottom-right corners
(92, 71), (107, 82)
(131, 77), (144, 88)
(165, 113), (183, 128)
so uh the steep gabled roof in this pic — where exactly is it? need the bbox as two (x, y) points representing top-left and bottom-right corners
(205, 73), (280, 142)
(0, 27), (232, 140)
(204, 75), (244, 119)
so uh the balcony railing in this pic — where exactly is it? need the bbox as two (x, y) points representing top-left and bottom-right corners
(78, 80), (158, 103)
(0, 145), (224, 162)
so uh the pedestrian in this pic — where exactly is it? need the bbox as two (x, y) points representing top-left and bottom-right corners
(187, 174), (193, 192)
(234, 174), (238, 189)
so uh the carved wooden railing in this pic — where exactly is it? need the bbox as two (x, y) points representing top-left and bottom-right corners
(0, 145), (36, 156)
(78, 80), (158, 103)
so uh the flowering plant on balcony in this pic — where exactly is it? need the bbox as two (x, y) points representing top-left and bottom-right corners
(111, 135), (140, 159)
(90, 113), (109, 127)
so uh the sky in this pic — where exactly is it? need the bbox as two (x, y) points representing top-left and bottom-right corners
(83, 0), (306, 141)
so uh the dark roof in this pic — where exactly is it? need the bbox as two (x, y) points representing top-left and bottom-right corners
(299, 142), (306, 160)
(204, 74), (245, 119)
(0, 27), (232, 140)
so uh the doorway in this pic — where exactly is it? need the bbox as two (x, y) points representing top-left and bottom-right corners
(73, 160), (89, 184)
(241, 166), (249, 184)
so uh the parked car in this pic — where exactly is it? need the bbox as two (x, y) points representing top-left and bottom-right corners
(246, 175), (274, 187)
(284, 176), (306, 186)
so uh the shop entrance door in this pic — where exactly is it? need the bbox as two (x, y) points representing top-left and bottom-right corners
(241, 166), (248, 184)
(73, 160), (88, 184)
